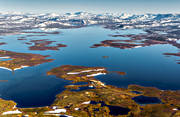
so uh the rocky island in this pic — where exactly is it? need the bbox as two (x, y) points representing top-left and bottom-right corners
(0, 42), (6, 46)
(27, 39), (67, 51)
(47, 65), (107, 83)
(0, 50), (53, 71)
(164, 52), (180, 64)
(91, 32), (175, 49)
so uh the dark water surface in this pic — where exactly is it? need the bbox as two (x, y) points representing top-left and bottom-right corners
(0, 26), (180, 107)
(132, 95), (161, 105)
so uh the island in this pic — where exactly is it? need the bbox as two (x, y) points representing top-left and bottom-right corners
(91, 33), (169, 49)
(0, 42), (6, 46)
(47, 65), (107, 83)
(26, 39), (67, 51)
(164, 52), (180, 64)
(0, 50), (53, 71)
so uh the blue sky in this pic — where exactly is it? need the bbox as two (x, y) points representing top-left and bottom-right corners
(0, 0), (179, 14)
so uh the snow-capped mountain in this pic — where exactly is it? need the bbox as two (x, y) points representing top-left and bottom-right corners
(0, 12), (180, 36)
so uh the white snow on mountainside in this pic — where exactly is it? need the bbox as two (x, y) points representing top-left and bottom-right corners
(0, 12), (180, 36)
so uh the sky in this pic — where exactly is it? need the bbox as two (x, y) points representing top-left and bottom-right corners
(0, 0), (179, 14)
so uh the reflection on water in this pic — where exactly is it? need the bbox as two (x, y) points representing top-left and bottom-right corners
(0, 26), (180, 107)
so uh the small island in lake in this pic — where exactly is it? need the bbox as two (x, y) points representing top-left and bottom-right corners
(0, 50), (53, 71)
(28, 39), (67, 51)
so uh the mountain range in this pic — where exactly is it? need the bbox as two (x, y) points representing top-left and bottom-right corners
(0, 12), (180, 36)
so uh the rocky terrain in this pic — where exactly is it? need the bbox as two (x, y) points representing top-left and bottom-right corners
(0, 65), (180, 117)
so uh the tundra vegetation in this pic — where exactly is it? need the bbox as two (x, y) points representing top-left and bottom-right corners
(0, 65), (180, 117)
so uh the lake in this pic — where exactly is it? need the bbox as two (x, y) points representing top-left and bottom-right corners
(0, 26), (180, 108)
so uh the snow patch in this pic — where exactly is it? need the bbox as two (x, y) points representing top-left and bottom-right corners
(82, 101), (91, 104)
(67, 68), (105, 75)
(86, 72), (106, 77)
(2, 110), (22, 115)
(74, 108), (79, 111)
(44, 109), (66, 114)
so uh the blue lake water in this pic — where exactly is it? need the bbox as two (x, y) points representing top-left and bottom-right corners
(0, 26), (180, 108)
